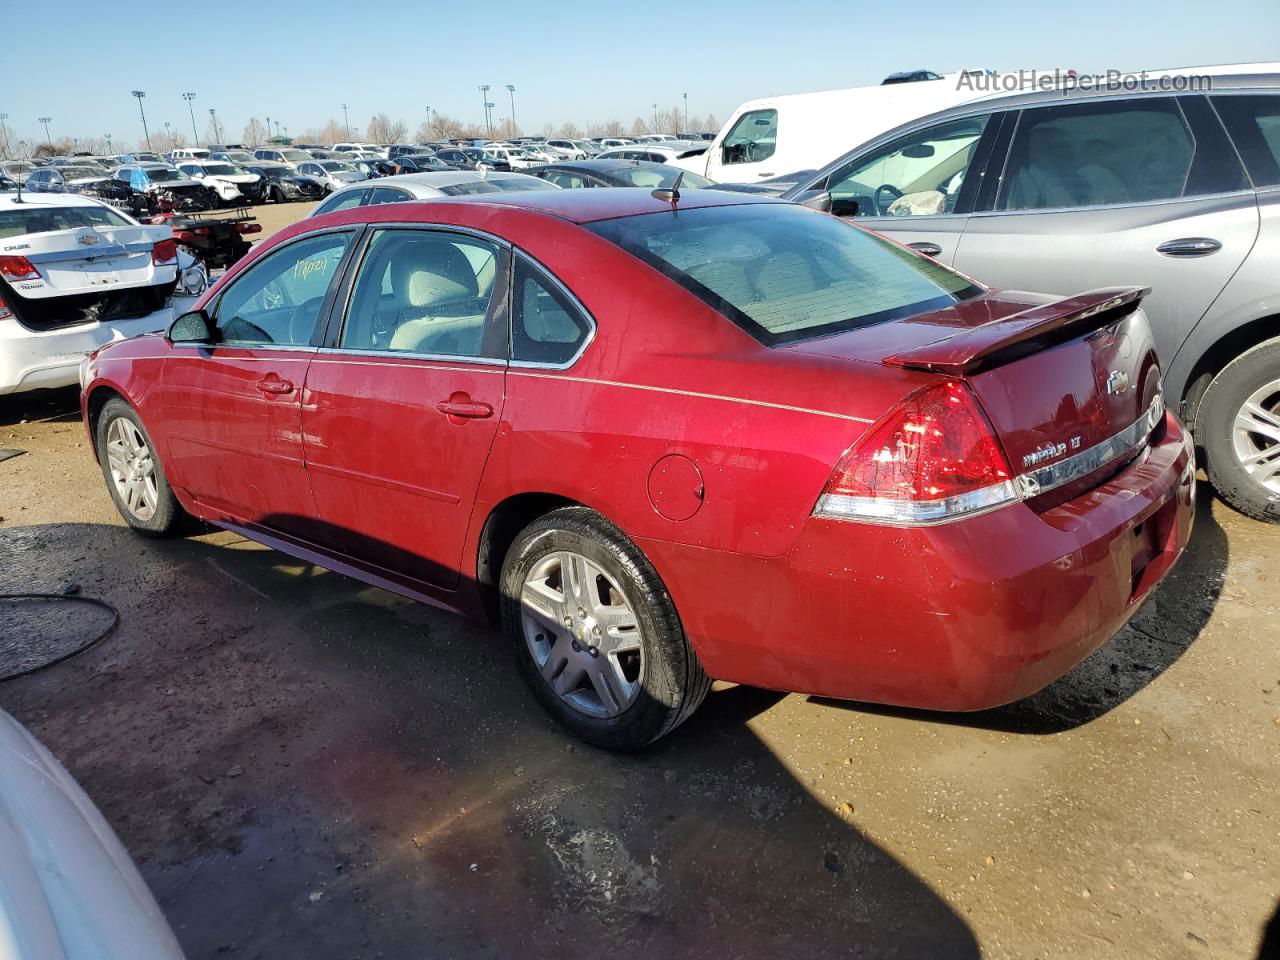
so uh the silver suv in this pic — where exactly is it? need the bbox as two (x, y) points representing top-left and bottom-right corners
(784, 73), (1280, 522)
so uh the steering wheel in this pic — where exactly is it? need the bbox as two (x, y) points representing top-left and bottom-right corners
(874, 183), (904, 215)
(288, 296), (326, 345)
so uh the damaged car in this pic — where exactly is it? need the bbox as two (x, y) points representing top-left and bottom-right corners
(21, 165), (146, 213)
(175, 160), (265, 206)
(112, 163), (218, 214)
(245, 163), (326, 203)
(0, 192), (191, 395)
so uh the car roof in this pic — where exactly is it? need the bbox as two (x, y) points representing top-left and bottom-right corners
(535, 159), (676, 175)
(429, 185), (780, 223)
(0, 191), (115, 210)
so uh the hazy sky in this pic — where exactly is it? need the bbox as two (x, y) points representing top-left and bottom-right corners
(7, 0), (1279, 146)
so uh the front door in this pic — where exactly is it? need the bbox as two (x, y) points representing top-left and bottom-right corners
(302, 226), (508, 588)
(159, 229), (356, 534)
(819, 113), (994, 265)
(951, 95), (1259, 368)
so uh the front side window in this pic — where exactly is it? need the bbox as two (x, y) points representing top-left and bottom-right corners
(511, 256), (591, 365)
(721, 109), (777, 166)
(999, 98), (1194, 211)
(588, 203), (981, 346)
(825, 115), (989, 218)
(313, 189), (368, 216)
(1212, 93), (1280, 187)
(212, 232), (353, 346)
(339, 229), (503, 358)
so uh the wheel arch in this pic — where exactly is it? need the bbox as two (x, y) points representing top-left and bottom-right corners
(84, 384), (129, 462)
(1179, 311), (1280, 440)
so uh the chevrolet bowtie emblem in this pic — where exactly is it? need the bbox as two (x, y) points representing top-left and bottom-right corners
(1107, 371), (1130, 396)
(78, 234), (99, 245)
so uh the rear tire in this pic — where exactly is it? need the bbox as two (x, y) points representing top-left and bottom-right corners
(95, 398), (193, 537)
(1198, 337), (1280, 523)
(499, 506), (711, 750)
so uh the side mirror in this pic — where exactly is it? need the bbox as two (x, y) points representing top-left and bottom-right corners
(168, 309), (215, 344)
(798, 190), (833, 213)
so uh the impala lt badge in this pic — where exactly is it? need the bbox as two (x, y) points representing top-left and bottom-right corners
(1107, 370), (1130, 396)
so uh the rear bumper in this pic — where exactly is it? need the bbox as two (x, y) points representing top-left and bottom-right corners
(641, 412), (1195, 711)
(0, 307), (174, 396)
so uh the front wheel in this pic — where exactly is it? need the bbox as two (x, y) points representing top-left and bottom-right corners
(500, 507), (710, 750)
(1198, 337), (1280, 523)
(95, 398), (193, 536)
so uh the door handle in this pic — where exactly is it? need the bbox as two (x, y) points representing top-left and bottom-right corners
(907, 241), (942, 257)
(436, 395), (494, 420)
(757, 172), (774, 178)
(255, 376), (294, 395)
(1156, 237), (1222, 257)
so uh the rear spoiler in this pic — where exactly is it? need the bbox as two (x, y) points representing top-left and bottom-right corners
(885, 287), (1150, 376)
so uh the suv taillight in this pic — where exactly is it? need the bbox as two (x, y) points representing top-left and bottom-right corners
(815, 380), (1018, 525)
(0, 255), (38, 282)
(152, 238), (178, 265)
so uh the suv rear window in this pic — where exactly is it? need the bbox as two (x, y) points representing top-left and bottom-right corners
(0, 205), (132, 239)
(588, 203), (981, 345)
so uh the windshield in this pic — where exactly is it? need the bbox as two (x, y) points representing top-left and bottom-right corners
(0, 205), (133, 239)
(256, 166), (288, 179)
(59, 167), (102, 180)
(202, 164), (241, 176)
(610, 167), (714, 189)
(280, 150), (313, 163)
(145, 168), (191, 182)
(223, 152), (255, 163)
(587, 203), (982, 346)
(319, 161), (354, 171)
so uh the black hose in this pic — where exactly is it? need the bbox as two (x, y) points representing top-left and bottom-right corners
(0, 594), (119, 683)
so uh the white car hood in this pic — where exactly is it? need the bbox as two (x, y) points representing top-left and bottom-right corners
(0, 709), (184, 959)
(204, 174), (259, 185)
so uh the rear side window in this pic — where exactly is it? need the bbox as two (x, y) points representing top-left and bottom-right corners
(999, 98), (1194, 210)
(1212, 94), (1280, 187)
(511, 256), (591, 364)
(368, 187), (411, 205)
(721, 109), (778, 166)
(313, 189), (368, 216)
(588, 203), (981, 346)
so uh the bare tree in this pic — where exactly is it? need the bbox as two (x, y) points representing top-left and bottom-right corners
(601, 119), (624, 137)
(629, 116), (648, 137)
(366, 114), (408, 144)
(704, 113), (718, 133)
(556, 122), (582, 139)
(243, 117), (267, 146)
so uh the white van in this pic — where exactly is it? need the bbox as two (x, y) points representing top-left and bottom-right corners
(672, 73), (994, 184)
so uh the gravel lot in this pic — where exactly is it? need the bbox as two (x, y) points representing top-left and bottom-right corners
(1, 199), (1277, 959)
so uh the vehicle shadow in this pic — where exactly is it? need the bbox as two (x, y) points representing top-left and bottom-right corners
(810, 480), (1227, 734)
(0, 520), (980, 960)
(0, 384), (82, 427)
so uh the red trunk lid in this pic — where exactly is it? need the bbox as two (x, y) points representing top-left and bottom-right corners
(784, 287), (1164, 487)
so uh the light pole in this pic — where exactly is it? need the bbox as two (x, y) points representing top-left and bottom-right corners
(478, 85), (491, 138)
(183, 92), (198, 145)
(38, 116), (52, 147)
(342, 103), (350, 140)
(506, 84), (516, 136)
(209, 108), (220, 144)
(652, 103), (658, 132)
(683, 92), (688, 131)
(163, 121), (172, 149)
(265, 116), (271, 143)
(105, 134), (112, 152)
(0, 113), (9, 158)
(131, 91), (151, 150)
(424, 105), (431, 137)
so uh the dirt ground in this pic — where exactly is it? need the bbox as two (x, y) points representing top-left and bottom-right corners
(1, 200), (1278, 959)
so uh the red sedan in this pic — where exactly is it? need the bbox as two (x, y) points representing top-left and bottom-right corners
(80, 189), (1195, 748)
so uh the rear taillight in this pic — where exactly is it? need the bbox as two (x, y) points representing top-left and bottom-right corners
(0, 292), (13, 321)
(236, 222), (262, 235)
(152, 238), (178, 265)
(0, 255), (38, 282)
(815, 380), (1018, 525)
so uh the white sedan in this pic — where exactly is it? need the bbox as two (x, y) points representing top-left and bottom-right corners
(305, 169), (559, 218)
(0, 707), (184, 958)
(0, 193), (196, 395)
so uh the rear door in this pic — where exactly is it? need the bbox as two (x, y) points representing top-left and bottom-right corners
(952, 94), (1259, 371)
(301, 225), (508, 587)
(806, 112), (997, 265)
(158, 229), (357, 534)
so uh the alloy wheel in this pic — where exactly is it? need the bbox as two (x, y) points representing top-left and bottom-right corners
(1231, 377), (1280, 495)
(105, 417), (159, 521)
(519, 550), (644, 718)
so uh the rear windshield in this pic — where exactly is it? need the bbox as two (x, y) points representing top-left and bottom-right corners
(587, 203), (982, 345)
(0, 205), (132, 239)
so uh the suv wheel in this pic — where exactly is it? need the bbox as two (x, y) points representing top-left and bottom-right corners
(499, 507), (711, 750)
(1198, 337), (1280, 523)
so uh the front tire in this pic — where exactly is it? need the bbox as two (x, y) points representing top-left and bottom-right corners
(500, 507), (710, 750)
(96, 398), (192, 537)
(1198, 337), (1280, 523)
